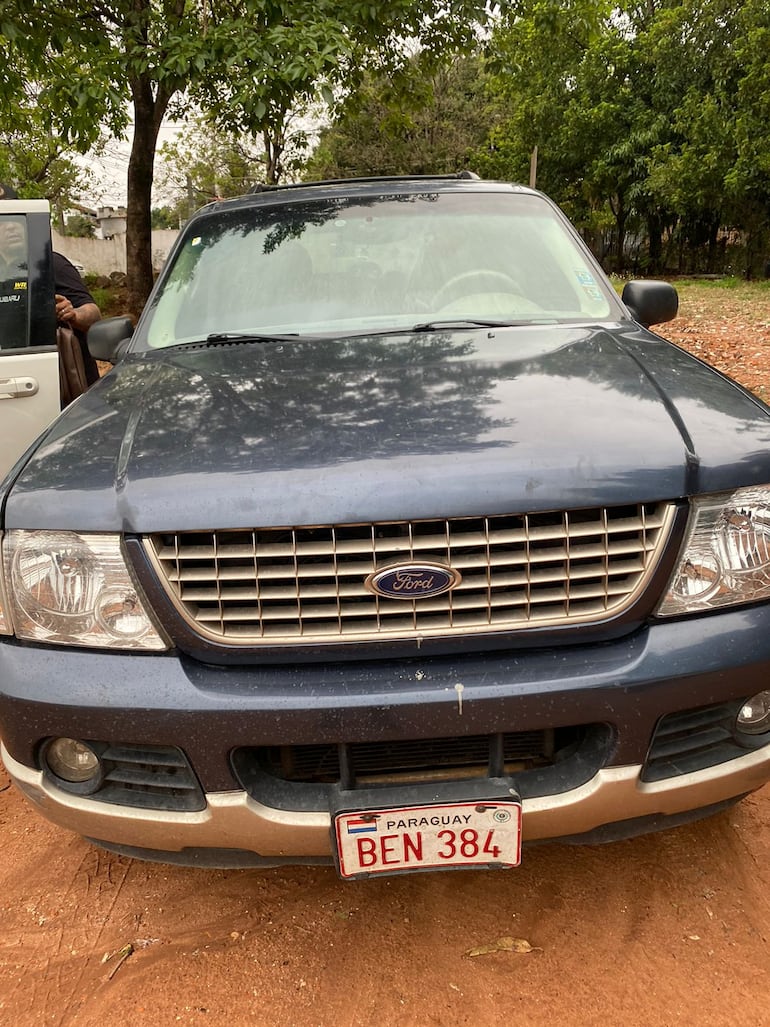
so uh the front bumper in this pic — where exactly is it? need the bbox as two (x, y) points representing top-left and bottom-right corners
(4, 743), (769, 865)
(3, 603), (770, 864)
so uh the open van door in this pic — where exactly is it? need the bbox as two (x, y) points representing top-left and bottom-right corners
(0, 199), (60, 479)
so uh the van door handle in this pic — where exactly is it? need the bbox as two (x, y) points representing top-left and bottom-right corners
(0, 377), (40, 399)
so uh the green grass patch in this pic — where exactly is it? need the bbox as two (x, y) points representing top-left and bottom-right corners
(88, 286), (112, 311)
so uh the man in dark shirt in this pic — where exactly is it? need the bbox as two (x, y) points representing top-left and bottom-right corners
(53, 251), (102, 383)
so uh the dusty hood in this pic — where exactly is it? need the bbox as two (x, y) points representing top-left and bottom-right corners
(6, 325), (770, 532)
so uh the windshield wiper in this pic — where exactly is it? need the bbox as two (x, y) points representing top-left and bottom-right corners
(332, 319), (535, 341)
(163, 321), (533, 351)
(411, 319), (533, 331)
(205, 331), (303, 345)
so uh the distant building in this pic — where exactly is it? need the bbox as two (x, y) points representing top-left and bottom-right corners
(96, 206), (127, 240)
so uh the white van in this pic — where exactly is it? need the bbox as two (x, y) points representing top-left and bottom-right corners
(0, 200), (79, 478)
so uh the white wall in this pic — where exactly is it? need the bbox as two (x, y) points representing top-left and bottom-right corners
(52, 229), (180, 276)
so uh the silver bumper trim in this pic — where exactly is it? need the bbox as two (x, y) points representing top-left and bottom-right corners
(4, 741), (770, 857)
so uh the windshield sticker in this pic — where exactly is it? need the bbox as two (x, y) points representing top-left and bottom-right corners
(575, 269), (596, 286)
(584, 286), (604, 302)
(191, 236), (202, 247)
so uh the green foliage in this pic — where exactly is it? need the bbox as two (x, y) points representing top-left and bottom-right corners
(480, 0), (770, 276)
(64, 213), (95, 238)
(9, 0), (766, 285)
(157, 112), (313, 217)
(0, 0), (491, 309)
(151, 206), (180, 230)
(88, 285), (113, 312)
(0, 74), (97, 221)
(305, 54), (494, 179)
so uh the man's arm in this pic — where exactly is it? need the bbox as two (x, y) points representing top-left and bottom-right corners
(52, 252), (102, 334)
(55, 295), (101, 332)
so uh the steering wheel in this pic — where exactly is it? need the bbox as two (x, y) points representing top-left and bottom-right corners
(433, 270), (523, 308)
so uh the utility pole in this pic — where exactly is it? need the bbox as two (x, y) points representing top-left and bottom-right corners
(529, 147), (538, 189)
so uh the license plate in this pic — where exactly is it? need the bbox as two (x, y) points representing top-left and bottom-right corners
(333, 799), (522, 879)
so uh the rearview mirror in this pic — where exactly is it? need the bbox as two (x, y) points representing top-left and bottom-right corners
(87, 316), (134, 363)
(621, 281), (679, 328)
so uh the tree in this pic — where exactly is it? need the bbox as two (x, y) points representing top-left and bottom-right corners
(0, 79), (96, 225)
(156, 111), (314, 225)
(64, 213), (96, 238)
(476, 0), (674, 271)
(156, 119), (259, 221)
(305, 54), (495, 179)
(480, 0), (770, 276)
(718, 0), (770, 275)
(0, 1), (488, 314)
(151, 205), (180, 230)
(472, 0), (615, 237)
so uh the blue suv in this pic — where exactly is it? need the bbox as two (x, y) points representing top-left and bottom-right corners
(2, 174), (770, 879)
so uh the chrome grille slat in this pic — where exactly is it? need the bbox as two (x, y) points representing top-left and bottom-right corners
(167, 543), (654, 585)
(146, 502), (675, 646)
(151, 512), (669, 561)
(179, 563), (647, 606)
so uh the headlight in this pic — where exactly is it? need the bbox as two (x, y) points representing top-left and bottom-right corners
(659, 485), (770, 616)
(2, 530), (168, 650)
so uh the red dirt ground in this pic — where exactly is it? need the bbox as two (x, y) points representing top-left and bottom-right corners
(2, 282), (770, 1027)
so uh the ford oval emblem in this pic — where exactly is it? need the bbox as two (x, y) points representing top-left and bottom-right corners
(365, 562), (462, 600)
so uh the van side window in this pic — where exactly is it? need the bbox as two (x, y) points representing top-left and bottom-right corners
(0, 210), (56, 351)
(0, 215), (29, 350)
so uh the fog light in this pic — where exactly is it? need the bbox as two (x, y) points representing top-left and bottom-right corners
(737, 692), (770, 735)
(45, 738), (101, 783)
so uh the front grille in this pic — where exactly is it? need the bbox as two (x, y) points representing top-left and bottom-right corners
(642, 701), (751, 782)
(146, 502), (674, 646)
(231, 724), (611, 805)
(254, 731), (554, 786)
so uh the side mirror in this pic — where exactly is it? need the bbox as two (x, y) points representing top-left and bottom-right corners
(621, 281), (679, 328)
(87, 316), (134, 363)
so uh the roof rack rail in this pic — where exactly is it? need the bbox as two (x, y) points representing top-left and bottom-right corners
(249, 171), (481, 194)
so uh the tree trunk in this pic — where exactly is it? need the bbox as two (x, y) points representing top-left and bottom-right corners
(745, 216), (767, 280)
(646, 213), (663, 275)
(661, 217), (679, 272)
(126, 75), (173, 315)
(262, 121), (287, 185)
(706, 217), (720, 274)
(261, 130), (279, 185)
(615, 206), (627, 273)
(608, 192), (626, 273)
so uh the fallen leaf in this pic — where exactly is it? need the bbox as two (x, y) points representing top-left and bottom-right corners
(105, 942), (135, 980)
(466, 936), (536, 957)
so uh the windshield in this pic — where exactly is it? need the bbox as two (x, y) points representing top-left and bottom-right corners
(141, 190), (617, 349)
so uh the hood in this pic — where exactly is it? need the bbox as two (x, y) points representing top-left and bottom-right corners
(7, 325), (770, 532)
